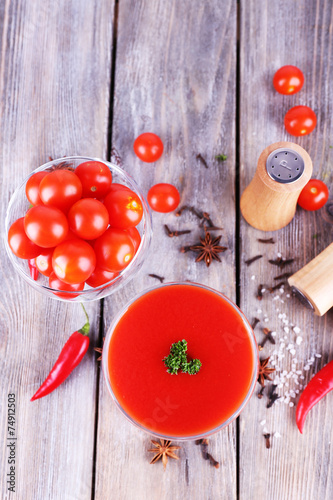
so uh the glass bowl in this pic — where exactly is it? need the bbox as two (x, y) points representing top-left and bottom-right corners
(102, 282), (259, 441)
(5, 156), (152, 302)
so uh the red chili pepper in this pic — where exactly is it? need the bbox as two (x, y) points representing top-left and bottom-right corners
(28, 258), (39, 280)
(296, 360), (333, 433)
(31, 304), (90, 401)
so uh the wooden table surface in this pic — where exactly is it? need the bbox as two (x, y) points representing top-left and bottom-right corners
(1, 1), (333, 499)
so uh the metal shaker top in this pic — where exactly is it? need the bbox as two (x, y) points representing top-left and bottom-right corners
(266, 147), (305, 184)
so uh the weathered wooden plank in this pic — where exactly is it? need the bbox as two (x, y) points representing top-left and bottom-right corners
(0, 1), (114, 499)
(95, 0), (238, 498)
(239, 1), (333, 499)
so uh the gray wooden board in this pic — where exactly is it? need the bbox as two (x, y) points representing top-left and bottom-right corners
(0, 0), (114, 499)
(239, 1), (333, 499)
(95, 0), (238, 498)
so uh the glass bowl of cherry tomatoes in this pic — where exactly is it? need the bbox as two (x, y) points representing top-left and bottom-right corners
(5, 156), (152, 301)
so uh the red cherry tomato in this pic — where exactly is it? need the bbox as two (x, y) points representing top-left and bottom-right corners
(35, 248), (54, 277)
(86, 267), (118, 288)
(25, 171), (48, 205)
(297, 179), (329, 211)
(94, 228), (135, 272)
(75, 161), (112, 199)
(39, 169), (82, 213)
(103, 189), (143, 229)
(133, 133), (164, 163)
(52, 239), (96, 284)
(125, 226), (141, 253)
(284, 106), (317, 136)
(49, 272), (84, 299)
(147, 183), (180, 213)
(68, 198), (109, 240)
(24, 206), (69, 248)
(8, 217), (43, 259)
(273, 65), (304, 95)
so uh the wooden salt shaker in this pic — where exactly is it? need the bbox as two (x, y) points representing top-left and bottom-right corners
(288, 243), (333, 316)
(240, 142), (313, 231)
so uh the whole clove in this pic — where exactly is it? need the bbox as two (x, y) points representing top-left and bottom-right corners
(274, 272), (292, 281)
(196, 153), (209, 169)
(245, 255), (263, 266)
(268, 282), (286, 293)
(269, 257), (295, 268)
(148, 274), (165, 283)
(195, 439), (219, 468)
(264, 433), (271, 449)
(164, 225), (191, 237)
(267, 385), (280, 408)
(257, 284), (264, 300)
(251, 317), (260, 330)
(258, 238), (275, 244)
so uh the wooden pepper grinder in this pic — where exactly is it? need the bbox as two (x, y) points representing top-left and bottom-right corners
(288, 243), (333, 316)
(240, 142), (313, 231)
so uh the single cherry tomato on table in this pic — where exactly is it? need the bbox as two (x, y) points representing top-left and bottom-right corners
(147, 183), (180, 213)
(103, 188), (143, 229)
(68, 198), (109, 240)
(297, 179), (329, 211)
(273, 65), (304, 95)
(52, 239), (96, 284)
(24, 205), (69, 248)
(94, 227), (135, 272)
(133, 133), (164, 163)
(75, 161), (112, 199)
(86, 267), (118, 288)
(35, 248), (55, 277)
(39, 169), (82, 213)
(8, 217), (43, 259)
(49, 272), (85, 299)
(284, 105), (317, 136)
(25, 171), (48, 205)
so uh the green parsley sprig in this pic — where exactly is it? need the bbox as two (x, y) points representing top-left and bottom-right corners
(163, 339), (202, 375)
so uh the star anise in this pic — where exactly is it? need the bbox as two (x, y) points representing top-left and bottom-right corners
(258, 357), (275, 387)
(181, 231), (227, 267)
(148, 439), (180, 469)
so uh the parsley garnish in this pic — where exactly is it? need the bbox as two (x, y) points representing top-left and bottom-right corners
(215, 154), (227, 162)
(163, 339), (202, 375)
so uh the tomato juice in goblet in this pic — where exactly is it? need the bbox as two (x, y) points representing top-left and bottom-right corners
(103, 282), (258, 440)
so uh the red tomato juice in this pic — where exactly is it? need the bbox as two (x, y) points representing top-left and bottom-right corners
(107, 283), (258, 438)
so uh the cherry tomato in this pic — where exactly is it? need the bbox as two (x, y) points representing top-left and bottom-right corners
(25, 171), (48, 205)
(35, 248), (54, 277)
(147, 183), (180, 213)
(75, 161), (112, 199)
(125, 226), (141, 253)
(24, 206), (69, 248)
(8, 217), (43, 259)
(133, 133), (164, 163)
(52, 239), (96, 284)
(68, 198), (109, 240)
(86, 267), (118, 288)
(39, 169), (82, 213)
(284, 106), (317, 136)
(49, 272), (84, 299)
(297, 179), (329, 211)
(94, 228), (135, 272)
(103, 189), (143, 229)
(273, 65), (304, 95)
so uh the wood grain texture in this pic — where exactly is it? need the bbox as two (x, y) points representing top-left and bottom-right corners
(0, 0), (114, 499)
(239, 1), (333, 499)
(94, 0), (238, 498)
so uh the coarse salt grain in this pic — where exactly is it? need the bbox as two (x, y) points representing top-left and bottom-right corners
(293, 326), (301, 334)
(251, 275), (255, 280)
(271, 331), (276, 337)
(296, 336), (303, 345)
(315, 354), (322, 358)
(290, 349), (296, 356)
(284, 327), (290, 333)
(264, 318), (269, 322)
(260, 420), (266, 426)
(304, 366), (310, 371)
(277, 252), (282, 258)
(274, 432), (282, 438)
(257, 309), (262, 314)
(289, 402), (294, 407)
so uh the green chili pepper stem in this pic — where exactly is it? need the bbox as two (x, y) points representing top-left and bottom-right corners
(78, 303), (90, 336)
